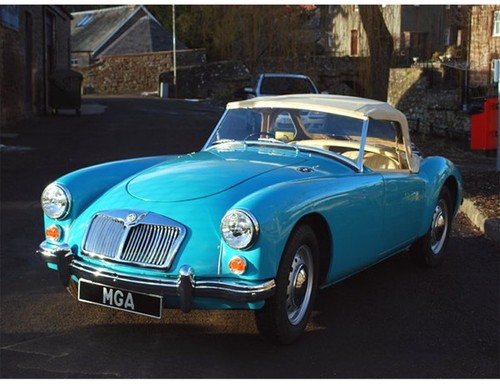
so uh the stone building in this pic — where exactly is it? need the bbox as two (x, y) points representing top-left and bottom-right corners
(468, 5), (500, 90)
(320, 5), (467, 66)
(0, 5), (72, 127)
(71, 5), (186, 67)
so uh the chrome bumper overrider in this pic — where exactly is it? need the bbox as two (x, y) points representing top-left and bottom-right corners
(38, 241), (276, 313)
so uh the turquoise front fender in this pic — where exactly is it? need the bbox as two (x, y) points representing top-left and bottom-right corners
(43, 155), (176, 240)
(222, 173), (386, 283)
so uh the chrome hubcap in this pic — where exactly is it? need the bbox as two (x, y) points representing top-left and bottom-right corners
(430, 199), (449, 254)
(286, 245), (313, 325)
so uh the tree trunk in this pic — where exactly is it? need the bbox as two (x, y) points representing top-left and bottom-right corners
(359, 5), (394, 101)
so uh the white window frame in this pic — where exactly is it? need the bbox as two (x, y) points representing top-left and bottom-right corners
(494, 11), (500, 37)
(444, 27), (451, 46)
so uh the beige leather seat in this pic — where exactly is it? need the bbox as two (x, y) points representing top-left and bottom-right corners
(362, 152), (399, 169)
(341, 151), (399, 170)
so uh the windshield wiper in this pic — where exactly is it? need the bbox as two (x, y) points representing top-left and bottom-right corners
(327, 134), (351, 141)
(255, 137), (287, 144)
(211, 139), (236, 145)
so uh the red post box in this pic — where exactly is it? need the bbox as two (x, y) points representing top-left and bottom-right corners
(470, 97), (499, 150)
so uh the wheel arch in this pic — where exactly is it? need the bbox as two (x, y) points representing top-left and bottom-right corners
(293, 213), (332, 287)
(418, 156), (463, 236)
(443, 175), (461, 216)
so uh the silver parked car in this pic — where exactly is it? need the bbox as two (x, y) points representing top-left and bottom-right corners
(244, 73), (320, 98)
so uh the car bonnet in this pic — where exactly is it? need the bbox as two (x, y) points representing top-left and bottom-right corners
(126, 148), (307, 202)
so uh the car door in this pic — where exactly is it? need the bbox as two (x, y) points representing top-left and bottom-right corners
(364, 119), (426, 255)
(324, 171), (386, 283)
(380, 172), (426, 255)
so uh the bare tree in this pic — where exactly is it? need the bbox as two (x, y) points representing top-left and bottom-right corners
(172, 5), (315, 73)
(359, 5), (394, 101)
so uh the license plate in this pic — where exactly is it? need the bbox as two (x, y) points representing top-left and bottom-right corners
(78, 279), (163, 319)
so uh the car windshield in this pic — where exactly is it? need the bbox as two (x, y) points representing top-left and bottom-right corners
(206, 107), (408, 170)
(260, 77), (316, 95)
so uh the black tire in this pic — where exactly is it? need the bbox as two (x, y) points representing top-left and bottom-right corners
(411, 186), (453, 267)
(255, 225), (319, 345)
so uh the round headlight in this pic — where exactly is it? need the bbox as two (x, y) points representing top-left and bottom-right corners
(221, 209), (259, 250)
(41, 183), (71, 219)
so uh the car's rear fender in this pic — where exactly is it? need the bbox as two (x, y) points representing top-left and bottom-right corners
(417, 156), (463, 237)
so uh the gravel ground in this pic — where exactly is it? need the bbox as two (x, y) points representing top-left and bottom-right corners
(412, 134), (499, 220)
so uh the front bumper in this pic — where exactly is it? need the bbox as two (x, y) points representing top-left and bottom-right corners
(38, 241), (275, 313)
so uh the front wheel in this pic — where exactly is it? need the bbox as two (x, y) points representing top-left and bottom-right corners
(255, 225), (319, 344)
(411, 186), (453, 267)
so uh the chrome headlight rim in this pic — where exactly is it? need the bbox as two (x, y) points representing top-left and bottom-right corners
(221, 209), (259, 250)
(41, 183), (71, 220)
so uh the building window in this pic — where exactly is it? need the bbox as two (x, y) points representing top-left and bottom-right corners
(444, 28), (450, 46)
(351, 29), (359, 56)
(494, 11), (500, 37)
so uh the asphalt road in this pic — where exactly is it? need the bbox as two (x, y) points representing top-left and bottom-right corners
(1, 96), (498, 378)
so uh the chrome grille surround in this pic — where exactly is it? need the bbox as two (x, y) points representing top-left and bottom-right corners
(82, 210), (186, 270)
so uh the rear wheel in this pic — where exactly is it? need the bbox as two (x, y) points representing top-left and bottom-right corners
(255, 225), (319, 344)
(411, 187), (453, 267)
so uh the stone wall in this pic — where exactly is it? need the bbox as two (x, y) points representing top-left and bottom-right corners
(388, 66), (470, 139)
(76, 50), (472, 140)
(159, 61), (251, 100)
(77, 49), (207, 95)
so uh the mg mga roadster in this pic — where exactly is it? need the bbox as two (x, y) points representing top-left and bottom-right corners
(39, 95), (463, 344)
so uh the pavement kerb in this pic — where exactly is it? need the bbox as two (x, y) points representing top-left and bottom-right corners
(459, 198), (500, 243)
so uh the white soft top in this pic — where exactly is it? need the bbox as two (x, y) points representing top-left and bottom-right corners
(228, 94), (408, 130)
(227, 94), (419, 172)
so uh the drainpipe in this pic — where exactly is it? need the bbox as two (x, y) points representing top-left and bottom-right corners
(494, 60), (500, 172)
(42, 5), (47, 115)
(462, 9), (470, 111)
(172, 5), (177, 98)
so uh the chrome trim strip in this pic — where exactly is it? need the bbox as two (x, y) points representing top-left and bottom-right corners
(38, 241), (71, 262)
(294, 144), (359, 171)
(39, 241), (276, 304)
(245, 141), (361, 172)
(68, 259), (275, 302)
(357, 118), (370, 172)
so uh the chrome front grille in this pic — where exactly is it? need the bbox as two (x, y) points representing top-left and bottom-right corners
(82, 210), (186, 269)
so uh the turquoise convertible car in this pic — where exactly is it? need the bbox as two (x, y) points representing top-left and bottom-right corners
(39, 95), (463, 344)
